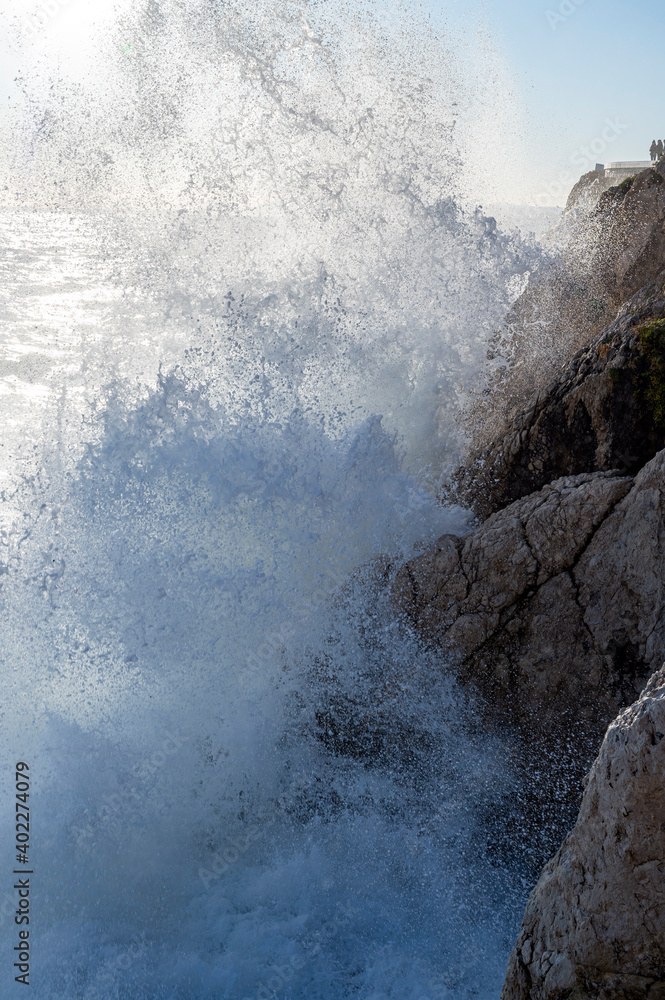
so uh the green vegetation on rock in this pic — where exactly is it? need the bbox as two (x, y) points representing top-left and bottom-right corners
(635, 318), (665, 427)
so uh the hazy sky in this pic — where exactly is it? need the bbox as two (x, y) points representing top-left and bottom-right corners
(427, 0), (664, 202)
(0, 0), (662, 205)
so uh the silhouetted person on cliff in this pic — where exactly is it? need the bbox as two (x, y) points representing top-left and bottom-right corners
(658, 140), (664, 161)
(651, 140), (658, 161)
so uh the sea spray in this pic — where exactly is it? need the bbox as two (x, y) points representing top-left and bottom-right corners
(0, 3), (551, 997)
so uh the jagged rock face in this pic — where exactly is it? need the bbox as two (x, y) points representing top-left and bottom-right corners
(529, 165), (665, 346)
(464, 165), (665, 466)
(395, 452), (665, 738)
(455, 274), (665, 520)
(562, 169), (634, 214)
(416, 170), (665, 995)
(575, 449), (665, 684)
(564, 169), (607, 213)
(501, 666), (665, 1000)
(593, 166), (665, 308)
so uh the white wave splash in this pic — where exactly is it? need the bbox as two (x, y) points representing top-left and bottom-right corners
(0, 4), (550, 998)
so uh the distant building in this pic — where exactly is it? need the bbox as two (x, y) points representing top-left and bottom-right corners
(598, 161), (652, 183)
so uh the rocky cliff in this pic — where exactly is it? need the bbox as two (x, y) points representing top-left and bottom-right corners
(467, 163), (665, 457)
(394, 462), (658, 740)
(393, 165), (665, 997)
(502, 666), (665, 1000)
(454, 272), (665, 519)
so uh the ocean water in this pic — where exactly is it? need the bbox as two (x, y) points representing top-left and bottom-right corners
(0, 3), (553, 997)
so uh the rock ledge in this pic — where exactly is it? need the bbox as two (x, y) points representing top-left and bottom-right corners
(502, 666), (665, 1000)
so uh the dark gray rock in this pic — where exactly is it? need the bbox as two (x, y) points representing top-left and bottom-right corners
(462, 166), (665, 481)
(453, 274), (665, 519)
